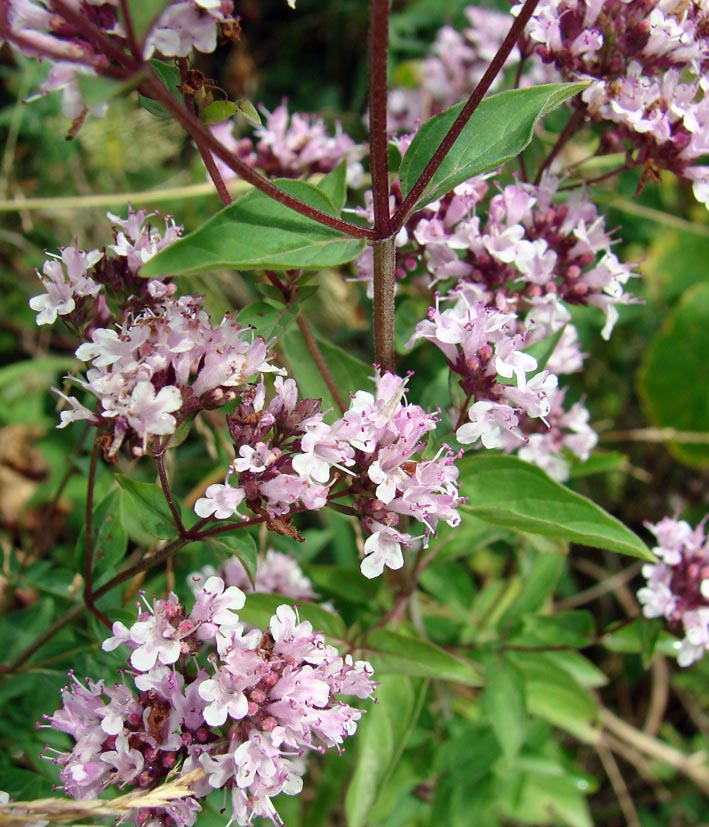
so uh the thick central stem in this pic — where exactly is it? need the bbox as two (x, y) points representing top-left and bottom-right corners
(372, 237), (397, 372)
(368, 0), (392, 238)
(368, 0), (396, 373)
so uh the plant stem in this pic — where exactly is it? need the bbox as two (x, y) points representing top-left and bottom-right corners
(296, 312), (348, 414)
(367, 0), (392, 238)
(141, 70), (376, 240)
(367, 0), (398, 372)
(155, 455), (187, 537)
(535, 106), (585, 184)
(178, 59), (234, 207)
(117, 0), (142, 61)
(372, 236), (397, 372)
(83, 439), (112, 629)
(390, 0), (542, 231)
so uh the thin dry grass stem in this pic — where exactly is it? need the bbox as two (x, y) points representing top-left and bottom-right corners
(600, 707), (709, 795)
(596, 735), (642, 827)
(643, 653), (670, 736)
(0, 770), (205, 827)
(603, 731), (668, 794)
(556, 561), (642, 611)
(573, 558), (640, 616)
(599, 427), (709, 445)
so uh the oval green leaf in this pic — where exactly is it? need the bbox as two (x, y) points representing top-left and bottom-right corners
(140, 180), (365, 275)
(199, 100), (239, 125)
(115, 475), (176, 541)
(363, 628), (483, 685)
(458, 455), (653, 560)
(204, 532), (258, 587)
(400, 82), (588, 210)
(638, 282), (709, 468)
(345, 675), (426, 827)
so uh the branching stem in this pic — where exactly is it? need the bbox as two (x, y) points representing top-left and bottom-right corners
(390, 0), (542, 231)
(155, 455), (187, 537)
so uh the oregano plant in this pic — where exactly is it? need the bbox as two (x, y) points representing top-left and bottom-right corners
(1, 1), (708, 826)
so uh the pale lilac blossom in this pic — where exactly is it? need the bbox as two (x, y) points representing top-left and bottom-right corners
(196, 372), (463, 578)
(45, 588), (375, 826)
(205, 102), (366, 187)
(521, 0), (709, 205)
(638, 516), (709, 666)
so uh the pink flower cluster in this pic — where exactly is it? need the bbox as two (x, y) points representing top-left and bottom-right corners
(521, 0), (709, 204)
(44, 579), (374, 826)
(409, 286), (559, 449)
(208, 102), (366, 187)
(31, 210), (279, 458)
(2, 1), (245, 120)
(413, 174), (636, 341)
(638, 516), (709, 667)
(30, 209), (181, 329)
(195, 372), (463, 578)
(387, 6), (515, 132)
(351, 171), (615, 478)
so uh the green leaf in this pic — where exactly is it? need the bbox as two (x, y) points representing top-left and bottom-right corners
(0, 598), (55, 663)
(567, 450), (629, 479)
(509, 652), (599, 744)
(419, 559), (475, 613)
(74, 489), (128, 580)
(523, 325), (566, 371)
(121, 0), (172, 41)
(235, 300), (300, 341)
(601, 617), (677, 658)
(543, 650), (608, 689)
(520, 611), (596, 648)
(199, 100), (239, 124)
(140, 180), (365, 275)
(115, 475), (176, 541)
(644, 227), (709, 302)
(236, 98), (261, 125)
(281, 325), (372, 418)
(500, 769), (593, 827)
(237, 593), (347, 641)
(0, 356), (76, 426)
(435, 775), (498, 827)
(302, 564), (375, 604)
(204, 532), (258, 587)
(498, 551), (565, 629)
(400, 82), (587, 210)
(363, 629), (483, 685)
(140, 60), (183, 119)
(317, 162), (348, 213)
(0, 769), (55, 800)
(482, 656), (526, 761)
(345, 675), (426, 827)
(638, 282), (709, 467)
(458, 455), (653, 560)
